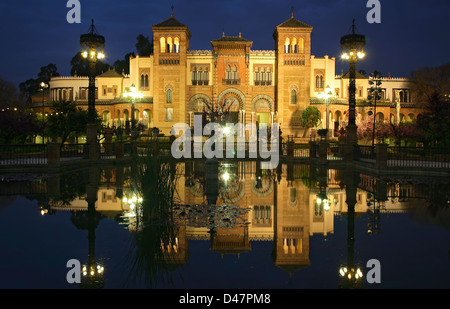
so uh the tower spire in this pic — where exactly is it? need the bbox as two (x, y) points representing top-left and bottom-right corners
(291, 6), (294, 18)
(171, 5), (174, 17)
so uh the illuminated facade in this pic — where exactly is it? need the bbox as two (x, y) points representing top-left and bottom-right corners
(36, 12), (423, 138)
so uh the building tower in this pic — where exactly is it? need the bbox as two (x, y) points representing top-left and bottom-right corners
(273, 9), (313, 137)
(152, 11), (191, 134)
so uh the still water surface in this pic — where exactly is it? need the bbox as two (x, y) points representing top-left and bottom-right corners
(0, 159), (449, 289)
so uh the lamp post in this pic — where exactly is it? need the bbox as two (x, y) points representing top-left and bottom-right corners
(368, 72), (382, 149)
(123, 83), (143, 131)
(340, 19), (365, 155)
(318, 85), (334, 141)
(80, 19), (105, 157)
(39, 82), (48, 144)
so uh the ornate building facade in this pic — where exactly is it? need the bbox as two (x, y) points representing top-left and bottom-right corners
(35, 12), (423, 138)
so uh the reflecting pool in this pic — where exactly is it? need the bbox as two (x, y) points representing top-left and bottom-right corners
(0, 157), (449, 289)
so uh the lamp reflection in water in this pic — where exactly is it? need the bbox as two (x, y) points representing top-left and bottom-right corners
(121, 193), (144, 231)
(80, 168), (105, 289)
(316, 190), (330, 212)
(338, 167), (363, 289)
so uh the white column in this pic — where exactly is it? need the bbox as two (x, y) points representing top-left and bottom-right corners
(251, 112), (255, 136)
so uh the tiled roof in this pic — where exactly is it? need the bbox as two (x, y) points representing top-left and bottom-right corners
(98, 69), (122, 78)
(342, 71), (368, 79)
(153, 16), (188, 28)
(212, 35), (251, 42)
(277, 17), (312, 28)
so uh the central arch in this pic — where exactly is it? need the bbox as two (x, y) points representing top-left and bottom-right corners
(216, 87), (246, 110)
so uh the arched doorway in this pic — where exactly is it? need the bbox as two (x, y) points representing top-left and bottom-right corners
(134, 109), (140, 123)
(217, 88), (246, 126)
(116, 110), (121, 127)
(123, 109), (130, 125)
(334, 110), (342, 137)
(143, 109), (152, 128)
(102, 111), (111, 126)
(375, 112), (384, 122)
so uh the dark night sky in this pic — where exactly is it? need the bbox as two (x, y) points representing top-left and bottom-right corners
(1, 0), (449, 88)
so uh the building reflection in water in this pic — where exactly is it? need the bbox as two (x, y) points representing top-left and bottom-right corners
(29, 157), (446, 288)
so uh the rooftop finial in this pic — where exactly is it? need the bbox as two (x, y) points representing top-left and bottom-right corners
(291, 6), (294, 18)
(90, 19), (95, 34)
(171, 5), (174, 17)
(352, 18), (355, 34)
(222, 29), (225, 37)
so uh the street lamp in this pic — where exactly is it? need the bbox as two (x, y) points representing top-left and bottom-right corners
(123, 83), (143, 130)
(368, 72), (383, 149)
(318, 85), (334, 141)
(39, 82), (48, 144)
(80, 19), (105, 151)
(340, 19), (365, 151)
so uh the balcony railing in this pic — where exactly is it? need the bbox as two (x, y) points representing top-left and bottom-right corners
(192, 80), (209, 86)
(223, 79), (240, 85)
(254, 80), (272, 86)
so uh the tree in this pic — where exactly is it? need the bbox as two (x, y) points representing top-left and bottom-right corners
(45, 101), (100, 145)
(357, 115), (375, 142)
(113, 52), (135, 75)
(410, 63), (450, 106)
(410, 64), (450, 147)
(300, 106), (321, 137)
(136, 34), (153, 56)
(0, 78), (23, 109)
(201, 98), (234, 125)
(416, 92), (450, 147)
(389, 121), (423, 147)
(19, 64), (60, 100)
(37, 63), (60, 82)
(0, 108), (40, 144)
(375, 121), (394, 143)
(0, 78), (40, 143)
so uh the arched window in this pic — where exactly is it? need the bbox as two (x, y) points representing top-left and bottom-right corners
(284, 38), (290, 53)
(174, 37), (180, 53)
(166, 89), (172, 103)
(167, 37), (173, 53)
(192, 67), (197, 84)
(140, 74), (149, 88)
(232, 65), (238, 80)
(198, 67), (203, 82)
(292, 38), (297, 53)
(204, 67), (209, 85)
(291, 90), (297, 104)
(315, 73), (324, 89)
(226, 65), (231, 80)
(298, 38), (304, 53)
(160, 37), (166, 53)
